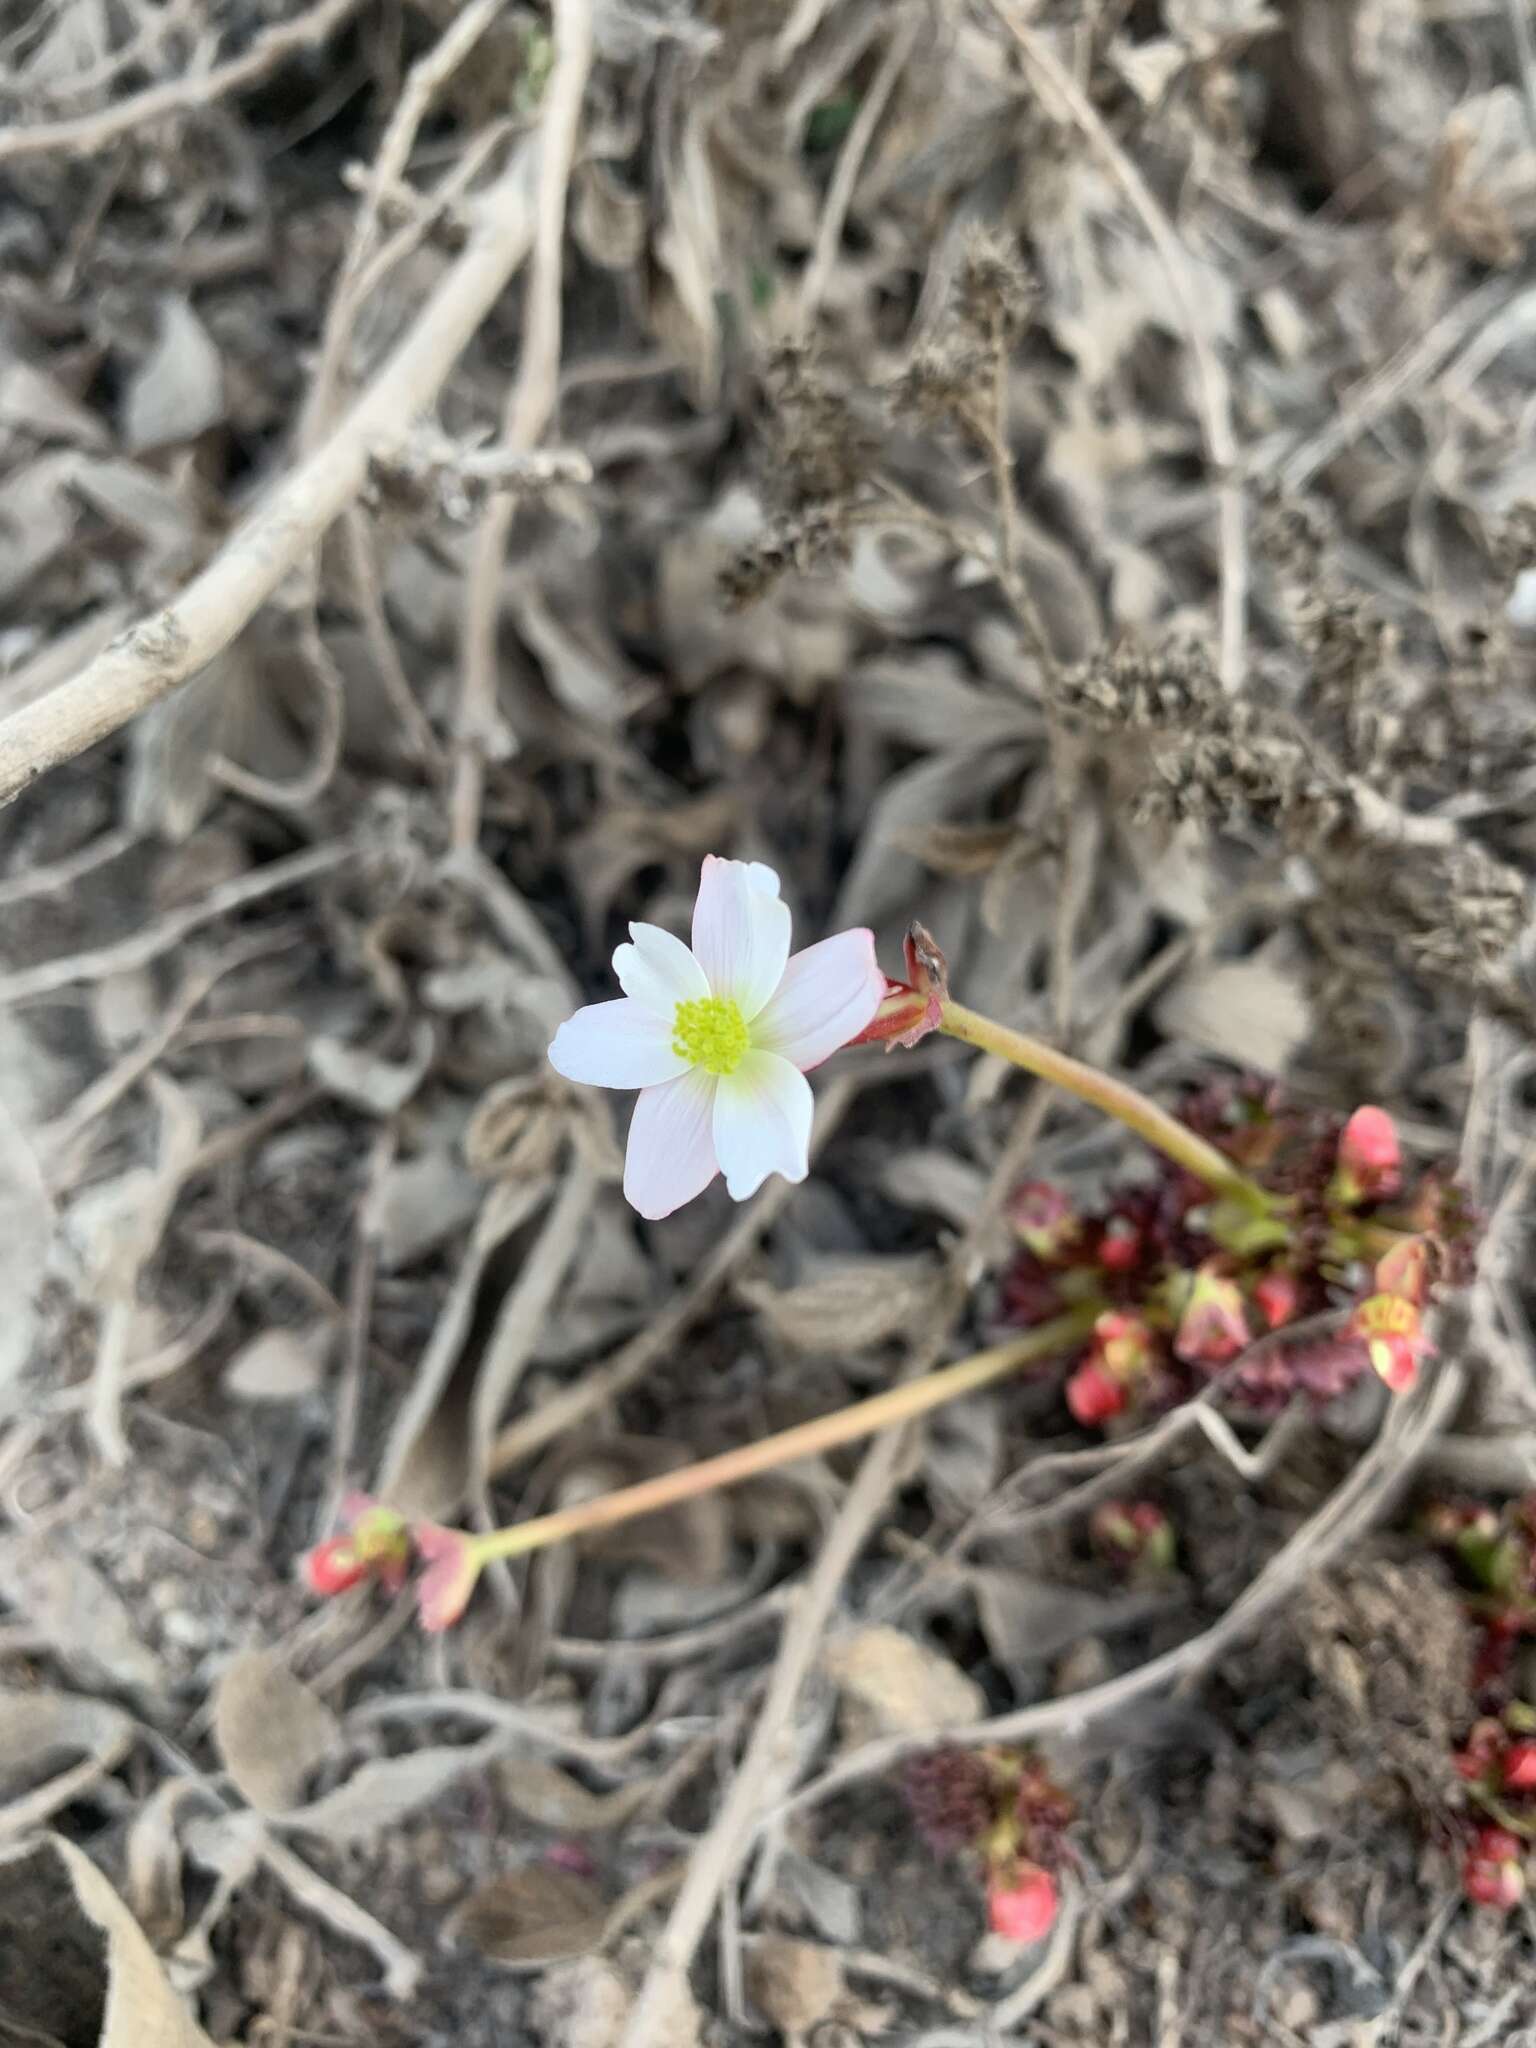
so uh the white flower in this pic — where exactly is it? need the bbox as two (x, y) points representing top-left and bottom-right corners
(549, 857), (886, 1220)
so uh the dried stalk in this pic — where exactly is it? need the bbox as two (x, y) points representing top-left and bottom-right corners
(0, 139), (540, 808)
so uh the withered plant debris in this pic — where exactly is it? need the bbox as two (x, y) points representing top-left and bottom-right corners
(1, 0), (1534, 2042)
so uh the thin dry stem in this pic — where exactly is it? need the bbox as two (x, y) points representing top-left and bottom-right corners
(0, 141), (540, 807)
(775, 1355), (1466, 1825)
(620, 1416), (912, 2048)
(798, 10), (919, 325)
(475, 1313), (1094, 1565)
(303, 0), (510, 444)
(989, 0), (1247, 691)
(0, 837), (359, 1007)
(937, 997), (1269, 1207)
(0, 0), (365, 165)
(486, 1073), (862, 1477)
(450, 0), (595, 853)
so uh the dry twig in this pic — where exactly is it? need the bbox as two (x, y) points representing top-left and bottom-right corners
(0, 0), (366, 165)
(0, 140), (541, 806)
(450, 0), (596, 851)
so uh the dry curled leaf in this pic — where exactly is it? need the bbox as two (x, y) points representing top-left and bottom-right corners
(740, 1254), (944, 1356)
(0, 1096), (51, 1407)
(822, 1626), (984, 1745)
(213, 1650), (338, 1814)
(1154, 942), (1313, 1075)
(280, 1736), (503, 1843)
(446, 1864), (607, 1970)
(122, 296), (225, 453)
(0, 1532), (166, 1697)
(220, 1323), (332, 1404)
(0, 1835), (214, 2048)
(0, 1691), (134, 1839)
(496, 1756), (657, 1833)
(746, 1936), (847, 2046)
(549, 1433), (731, 1585)
(307, 1021), (435, 1115)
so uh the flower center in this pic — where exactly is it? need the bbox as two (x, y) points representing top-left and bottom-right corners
(672, 995), (749, 1076)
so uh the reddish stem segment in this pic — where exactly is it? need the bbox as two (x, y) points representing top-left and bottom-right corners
(936, 998), (1269, 1210)
(472, 1307), (1097, 1566)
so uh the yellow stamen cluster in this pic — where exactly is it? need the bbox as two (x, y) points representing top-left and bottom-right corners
(672, 995), (749, 1076)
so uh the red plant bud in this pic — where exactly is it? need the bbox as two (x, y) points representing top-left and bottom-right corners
(1097, 1218), (1141, 1272)
(1334, 1105), (1403, 1204)
(1066, 1359), (1128, 1427)
(414, 1522), (482, 1631)
(1463, 1826), (1526, 1910)
(987, 1864), (1058, 1944)
(1373, 1234), (1431, 1307)
(1505, 1742), (1536, 1791)
(1090, 1500), (1175, 1573)
(304, 1535), (365, 1597)
(1174, 1264), (1250, 1367)
(1010, 1182), (1081, 1263)
(1252, 1268), (1300, 1331)
(1092, 1309), (1155, 1380)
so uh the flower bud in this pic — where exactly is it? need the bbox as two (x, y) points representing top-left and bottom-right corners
(1373, 1234), (1431, 1307)
(1009, 1182), (1081, 1264)
(1090, 1500), (1176, 1574)
(1096, 1217), (1142, 1273)
(303, 1493), (411, 1599)
(1351, 1292), (1427, 1393)
(1092, 1309), (1155, 1381)
(1333, 1106), (1403, 1205)
(305, 1536), (366, 1597)
(1066, 1360), (1128, 1427)
(849, 923), (948, 1051)
(986, 1864), (1058, 1944)
(1463, 1825), (1526, 1909)
(1252, 1267), (1300, 1331)
(1504, 1741), (1536, 1792)
(1173, 1263), (1250, 1367)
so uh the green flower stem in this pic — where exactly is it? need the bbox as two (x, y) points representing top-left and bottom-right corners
(936, 997), (1272, 1211)
(471, 1306), (1099, 1568)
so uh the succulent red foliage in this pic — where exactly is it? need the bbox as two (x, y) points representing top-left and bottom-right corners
(997, 1081), (1468, 1431)
(902, 1748), (995, 1855)
(902, 1746), (1073, 1940)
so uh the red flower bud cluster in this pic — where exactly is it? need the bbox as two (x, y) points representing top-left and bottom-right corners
(1424, 1495), (1536, 1905)
(998, 1083), (1468, 1429)
(302, 1497), (479, 1631)
(902, 1746), (1073, 1942)
(304, 1494), (411, 1598)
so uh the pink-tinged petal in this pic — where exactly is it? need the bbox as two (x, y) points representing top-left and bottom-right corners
(690, 855), (791, 1019)
(712, 1050), (813, 1201)
(415, 1523), (481, 1632)
(751, 929), (886, 1072)
(549, 998), (688, 1089)
(612, 921), (709, 1018)
(624, 1070), (721, 1219)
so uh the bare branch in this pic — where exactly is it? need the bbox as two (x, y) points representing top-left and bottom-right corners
(0, 138), (541, 808)
(0, 0), (366, 166)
